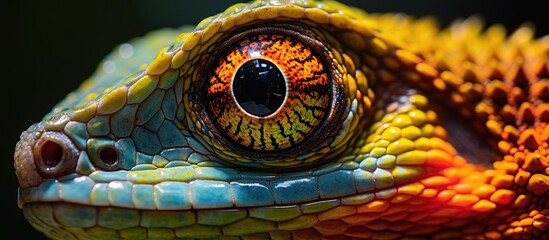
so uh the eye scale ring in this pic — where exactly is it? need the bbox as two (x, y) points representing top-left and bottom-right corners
(205, 33), (332, 152)
(231, 58), (288, 118)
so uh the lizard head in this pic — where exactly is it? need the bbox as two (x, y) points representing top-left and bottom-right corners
(14, 1), (548, 239)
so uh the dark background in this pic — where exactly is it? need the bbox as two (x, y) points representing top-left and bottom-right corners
(5, 1), (547, 238)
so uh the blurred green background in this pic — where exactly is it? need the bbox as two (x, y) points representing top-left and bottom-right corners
(5, 1), (546, 238)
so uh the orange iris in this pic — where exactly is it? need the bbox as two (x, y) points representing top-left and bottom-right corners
(206, 34), (331, 151)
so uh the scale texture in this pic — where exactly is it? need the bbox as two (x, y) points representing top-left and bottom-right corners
(13, 0), (548, 239)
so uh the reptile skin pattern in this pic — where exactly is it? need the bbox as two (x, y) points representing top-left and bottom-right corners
(14, 1), (548, 239)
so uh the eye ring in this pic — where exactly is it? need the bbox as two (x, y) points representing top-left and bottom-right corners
(194, 24), (345, 161)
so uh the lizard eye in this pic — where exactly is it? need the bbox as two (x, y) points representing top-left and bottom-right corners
(199, 26), (341, 157)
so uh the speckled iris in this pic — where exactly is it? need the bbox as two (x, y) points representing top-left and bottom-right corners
(207, 34), (331, 151)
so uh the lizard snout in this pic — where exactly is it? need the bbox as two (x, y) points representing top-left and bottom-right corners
(14, 129), (79, 188)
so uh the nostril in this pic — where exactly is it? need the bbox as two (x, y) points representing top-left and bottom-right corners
(87, 138), (119, 170)
(99, 147), (117, 166)
(33, 132), (78, 177)
(41, 140), (64, 167)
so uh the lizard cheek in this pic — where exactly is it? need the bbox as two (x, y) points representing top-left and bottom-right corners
(33, 132), (78, 177)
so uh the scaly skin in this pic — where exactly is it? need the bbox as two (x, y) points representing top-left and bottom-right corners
(14, 1), (548, 239)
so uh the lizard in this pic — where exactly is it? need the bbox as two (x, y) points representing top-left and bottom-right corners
(13, 0), (548, 239)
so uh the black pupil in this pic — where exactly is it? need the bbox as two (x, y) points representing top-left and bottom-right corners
(232, 59), (286, 117)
